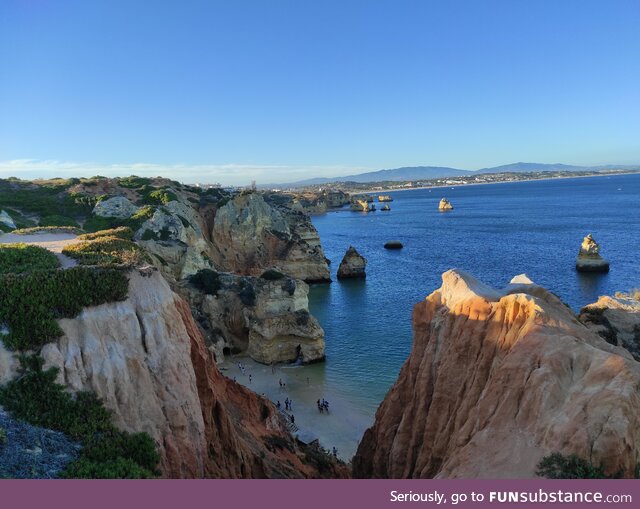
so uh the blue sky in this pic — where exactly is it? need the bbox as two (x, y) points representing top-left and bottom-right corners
(1, 0), (639, 184)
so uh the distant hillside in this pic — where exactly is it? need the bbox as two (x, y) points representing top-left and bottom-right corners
(268, 162), (640, 188)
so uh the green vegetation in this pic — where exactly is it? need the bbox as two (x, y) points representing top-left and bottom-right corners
(117, 176), (152, 189)
(11, 226), (84, 235)
(83, 205), (155, 233)
(38, 215), (79, 227)
(0, 267), (128, 350)
(0, 179), (94, 219)
(189, 269), (222, 296)
(0, 243), (60, 275)
(536, 453), (618, 479)
(260, 269), (286, 280)
(0, 356), (159, 479)
(0, 427), (6, 448)
(238, 279), (256, 306)
(62, 235), (147, 266)
(77, 226), (133, 241)
(140, 188), (178, 206)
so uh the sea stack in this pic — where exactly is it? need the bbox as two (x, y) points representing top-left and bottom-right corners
(438, 198), (453, 211)
(575, 234), (609, 273)
(337, 246), (367, 279)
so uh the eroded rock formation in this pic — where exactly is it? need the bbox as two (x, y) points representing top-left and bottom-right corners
(580, 293), (640, 361)
(13, 268), (345, 478)
(211, 193), (330, 283)
(576, 234), (609, 273)
(438, 198), (453, 211)
(353, 270), (640, 478)
(182, 272), (325, 364)
(337, 246), (367, 279)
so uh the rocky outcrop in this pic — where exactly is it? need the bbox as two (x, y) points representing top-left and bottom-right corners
(576, 234), (609, 272)
(0, 268), (343, 478)
(580, 293), (640, 361)
(210, 193), (330, 283)
(353, 270), (640, 479)
(93, 197), (139, 218)
(136, 201), (213, 280)
(337, 246), (367, 279)
(384, 240), (403, 250)
(0, 210), (16, 229)
(182, 272), (325, 364)
(438, 198), (453, 211)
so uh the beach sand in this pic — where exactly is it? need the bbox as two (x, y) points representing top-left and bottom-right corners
(221, 355), (375, 461)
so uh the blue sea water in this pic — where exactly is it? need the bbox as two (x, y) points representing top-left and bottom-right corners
(308, 174), (640, 418)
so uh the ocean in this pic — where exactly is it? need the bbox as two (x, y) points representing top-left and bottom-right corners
(232, 174), (640, 460)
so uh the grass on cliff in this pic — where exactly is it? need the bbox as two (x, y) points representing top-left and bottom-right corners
(83, 205), (155, 234)
(0, 267), (129, 351)
(62, 230), (148, 266)
(0, 243), (61, 275)
(0, 355), (159, 479)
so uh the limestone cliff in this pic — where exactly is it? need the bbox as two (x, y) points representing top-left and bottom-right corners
(211, 193), (330, 283)
(580, 292), (640, 361)
(337, 246), (367, 279)
(22, 268), (342, 478)
(353, 270), (640, 478)
(182, 271), (325, 364)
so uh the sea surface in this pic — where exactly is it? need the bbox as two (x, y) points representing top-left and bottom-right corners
(234, 174), (640, 460)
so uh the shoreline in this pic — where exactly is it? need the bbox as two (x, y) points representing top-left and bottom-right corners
(221, 355), (374, 461)
(343, 171), (640, 196)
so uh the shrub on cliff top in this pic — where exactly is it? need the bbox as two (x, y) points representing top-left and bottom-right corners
(0, 355), (158, 479)
(77, 226), (134, 241)
(38, 215), (79, 227)
(0, 243), (60, 275)
(62, 236), (147, 266)
(83, 205), (155, 234)
(189, 269), (222, 296)
(140, 188), (178, 206)
(0, 267), (129, 351)
(536, 453), (618, 479)
(260, 269), (286, 280)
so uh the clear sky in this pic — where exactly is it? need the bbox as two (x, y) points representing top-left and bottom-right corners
(1, 0), (639, 184)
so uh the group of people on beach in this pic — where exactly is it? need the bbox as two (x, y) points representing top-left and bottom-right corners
(317, 398), (330, 413)
(275, 397), (293, 412)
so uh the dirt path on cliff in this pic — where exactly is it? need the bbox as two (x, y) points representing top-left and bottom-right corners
(0, 232), (79, 268)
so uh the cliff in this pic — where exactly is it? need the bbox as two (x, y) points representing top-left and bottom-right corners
(211, 193), (330, 282)
(11, 268), (343, 478)
(353, 270), (640, 478)
(181, 271), (325, 364)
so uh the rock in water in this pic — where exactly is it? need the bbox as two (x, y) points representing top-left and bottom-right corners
(438, 198), (453, 211)
(353, 269), (640, 478)
(337, 246), (367, 279)
(384, 240), (403, 250)
(93, 196), (139, 218)
(576, 233), (609, 273)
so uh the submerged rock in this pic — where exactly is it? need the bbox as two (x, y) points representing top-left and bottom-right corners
(576, 234), (609, 273)
(438, 198), (453, 211)
(337, 246), (367, 279)
(384, 240), (403, 250)
(353, 270), (640, 478)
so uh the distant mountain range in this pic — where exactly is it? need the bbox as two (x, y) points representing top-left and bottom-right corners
(268, 162), (640, 188)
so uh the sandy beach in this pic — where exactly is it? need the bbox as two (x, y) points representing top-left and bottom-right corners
(221, 355), (375, 461)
